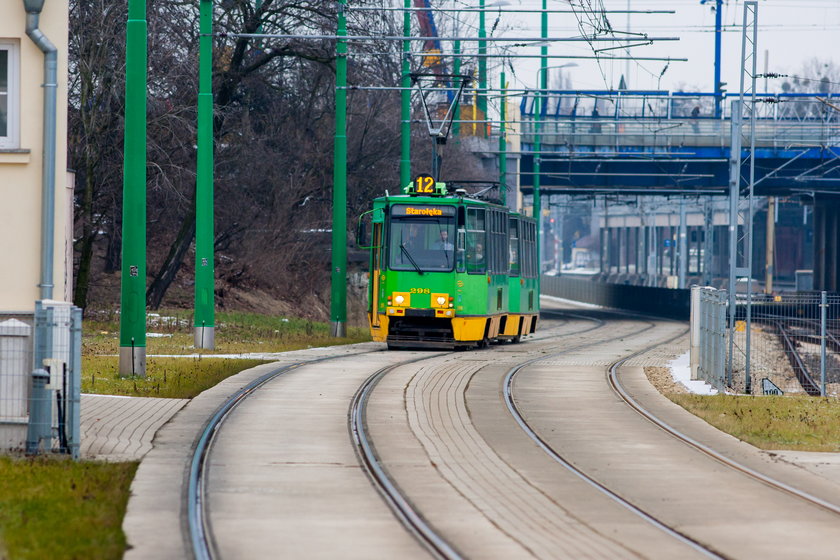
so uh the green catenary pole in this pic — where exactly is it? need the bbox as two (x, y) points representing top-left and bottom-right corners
(478, 0), (487, 137)
(119, 0), (148, 377)
(499, 71), (506, 206)
(195, 0), (215, 349)
(400, 0), (411, 188)
(330, 0), (348, 337)
(452, 39), (461, 139)
(536, 0), (547, 280)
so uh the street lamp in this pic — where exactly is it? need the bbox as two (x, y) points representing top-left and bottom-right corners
(533, 62), (577, 273)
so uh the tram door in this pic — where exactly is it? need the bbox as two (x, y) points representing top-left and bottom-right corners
(370, 223), (383, 327)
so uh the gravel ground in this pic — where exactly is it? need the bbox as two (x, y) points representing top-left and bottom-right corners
(644, 366), (688, 395)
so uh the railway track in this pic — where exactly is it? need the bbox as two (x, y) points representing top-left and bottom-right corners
(605, 351), (840, 519)
(185, 305), (840, 559)
(502, 322), (725, 559)
(346, 310), (604, 559)
(184, 351), (403, 560)
(183, 310), (581, 558)
(775, 320), (822, 396)
(501, 315), (840, 559)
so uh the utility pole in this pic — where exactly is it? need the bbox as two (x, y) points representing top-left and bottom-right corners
(478, 0), (487, 137)
(678, 197), (687, 289)
(703, 197), (714, 286)
(452, 39), (461, 139)
(400, 0), (411, 188)
(119, 0), (147, 377)
(535, 0), (547, 277)
(765, 196), (775, 294)
(330, 0), (348, 338)
(499, 71), (507, 206)
(726, 99), (741, 387)
(194, 0), (215, 349)
(714, 0), (723, 118)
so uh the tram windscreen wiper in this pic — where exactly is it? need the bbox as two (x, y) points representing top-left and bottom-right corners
(400, 243), (424, 275)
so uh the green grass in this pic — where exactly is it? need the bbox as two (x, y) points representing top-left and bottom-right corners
(80, 309), (371, 399)
(0, 456), (137, 560)
(82, 356), (271, 399)
(0, 309), (373, 558)
(83, 309), (370, 357)
(669, 394), (840, 452)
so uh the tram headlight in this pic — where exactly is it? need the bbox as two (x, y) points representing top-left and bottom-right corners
(395, 295), (405, 305)
(431, 293), (450, 309)
(436, 296), (446, 306)
(392, 292), (410, 307)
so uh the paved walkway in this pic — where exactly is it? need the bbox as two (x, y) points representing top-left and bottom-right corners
(80, 394), (188, 461)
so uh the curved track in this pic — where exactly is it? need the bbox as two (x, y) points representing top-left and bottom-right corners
(186, 307), (597, 559)
(502, 324), (725, 559)
(350, 358), (464, 560)
(184, 303), (840, 560)
(346, 309), (605, 559)
(606, 353), (840, 518)
(187, 357), (348, 560)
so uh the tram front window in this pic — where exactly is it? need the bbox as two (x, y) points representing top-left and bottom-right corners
(389, 218), (456, 272)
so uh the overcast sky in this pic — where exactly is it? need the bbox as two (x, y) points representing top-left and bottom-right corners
(490, 0), (838, 94)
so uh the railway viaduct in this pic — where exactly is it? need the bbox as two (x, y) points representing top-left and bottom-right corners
(516, 90), (840, 291)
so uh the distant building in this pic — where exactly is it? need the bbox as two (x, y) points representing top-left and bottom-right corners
(0, 2), (71, 310)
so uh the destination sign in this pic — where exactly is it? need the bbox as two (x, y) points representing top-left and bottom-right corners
(391, 204), (456, 218)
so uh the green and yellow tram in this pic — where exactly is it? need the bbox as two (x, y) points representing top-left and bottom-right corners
(360, 176), (539, 349)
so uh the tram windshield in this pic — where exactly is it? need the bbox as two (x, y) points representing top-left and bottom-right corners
(389, 218), (456, 272)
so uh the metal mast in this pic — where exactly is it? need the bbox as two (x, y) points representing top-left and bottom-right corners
(194, 0), (215, 349)
(119, 0), (147, 376)
(330, 0), (348, 337)
(726, 1), (758, 392)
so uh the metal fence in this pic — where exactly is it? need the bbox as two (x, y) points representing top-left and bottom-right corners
(692, 288), (840, 397)
(0, 313), (34, 454)
(691, 287), (727, 392)
(0, 302), (82, 458)
(519, 93), (840, 149)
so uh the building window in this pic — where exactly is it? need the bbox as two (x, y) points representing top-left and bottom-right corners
(0, 40), (20, 149)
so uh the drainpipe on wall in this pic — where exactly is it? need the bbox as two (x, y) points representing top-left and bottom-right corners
(24, 0), (58, 301)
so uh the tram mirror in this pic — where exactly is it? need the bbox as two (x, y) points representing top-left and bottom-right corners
(356, 220), (367, 246)
(356, 209), (380, 249)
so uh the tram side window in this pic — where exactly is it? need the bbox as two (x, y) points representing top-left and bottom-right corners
(488, 210), (508, 275)
(466, 207), (486, 274)
(522, 220), (536, 278)
(487, 211), (498, 274)
(509, 217), (520, 277)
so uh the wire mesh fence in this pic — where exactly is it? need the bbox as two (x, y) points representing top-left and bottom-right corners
(694, 288), (840, 397)
(694, 287), (727, 392)
(0, 303), (82, 458)
(0, 313), (34, 452)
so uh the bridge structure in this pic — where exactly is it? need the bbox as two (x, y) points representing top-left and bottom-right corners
(516, 90), (840, 291)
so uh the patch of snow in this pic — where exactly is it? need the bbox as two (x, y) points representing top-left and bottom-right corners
(146, 333), (173, 338)
(668, 351), (718, 395)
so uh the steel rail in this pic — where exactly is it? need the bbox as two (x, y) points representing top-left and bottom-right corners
(347, 308), (597, 558)
(186, 353), (381, 560)
(606, 345), (840, 518)
(349, 355), (463, 560)
(503, 321), (725, 559)
(185, 307), (601, 559)
(775, 321), (821, 396)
